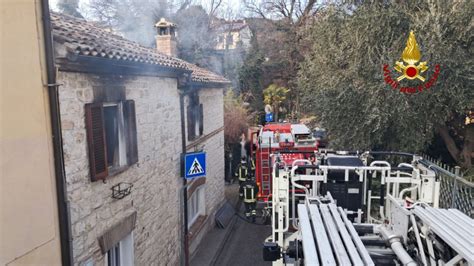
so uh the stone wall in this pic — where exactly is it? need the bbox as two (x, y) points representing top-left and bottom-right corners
(58, 72), (183, 265)
(184, 88), (225, 255)
(198, 88), (225, 215)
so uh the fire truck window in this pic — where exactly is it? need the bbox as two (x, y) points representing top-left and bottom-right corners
(260, 132), (274, 145)
(280, 133), (293, 143)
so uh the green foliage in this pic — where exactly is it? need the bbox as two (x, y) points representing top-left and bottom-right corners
(297, 2), (474, 154)
(263, 84), (290, 120)
(239, 38), (266, 111)
(224, 90), (251, 151)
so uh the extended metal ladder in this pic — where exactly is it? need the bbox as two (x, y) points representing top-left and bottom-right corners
(260, 137), (272, 196)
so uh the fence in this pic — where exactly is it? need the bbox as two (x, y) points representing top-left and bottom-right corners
(421, 155), (473, 218)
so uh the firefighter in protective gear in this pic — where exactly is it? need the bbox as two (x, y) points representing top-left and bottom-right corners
(250, 157), (256, 173)
(234, 157), (249, 184)
(239, 177), (259, 222)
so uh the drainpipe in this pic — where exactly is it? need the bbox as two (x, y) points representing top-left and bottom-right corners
(40, 1), (73, 265)
(179, 89), (189, 266)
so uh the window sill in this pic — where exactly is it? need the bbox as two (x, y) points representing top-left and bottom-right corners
(108, 165), (131, 178)
(186, 126), (224, 151)
(188, 215), (208, 242)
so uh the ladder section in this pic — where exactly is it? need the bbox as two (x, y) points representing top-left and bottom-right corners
(260, 149), (271, 196)
(297, 202), (374, 266)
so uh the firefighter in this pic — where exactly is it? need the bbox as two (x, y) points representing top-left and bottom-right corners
(234, 157), (249, 184)
(249, 157), (256, 173)
(239, 176), (259, 222)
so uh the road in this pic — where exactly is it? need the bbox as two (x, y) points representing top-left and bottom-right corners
(214, 203), (272, 266)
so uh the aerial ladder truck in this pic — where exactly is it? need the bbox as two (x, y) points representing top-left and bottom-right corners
(262, 151), (473, 266)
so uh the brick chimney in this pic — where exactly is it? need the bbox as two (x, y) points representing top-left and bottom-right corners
(154, 18), (177, 57)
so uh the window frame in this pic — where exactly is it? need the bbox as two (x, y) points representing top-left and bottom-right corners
(186, 93), (204, 142)
(85, 100), (138, 181)
(105, 232), (134, 266)
(187, 186), (206, 228)
(103, 102), (127, 171)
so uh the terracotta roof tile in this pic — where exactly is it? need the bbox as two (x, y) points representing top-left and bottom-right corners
(51, 12), (229, 84)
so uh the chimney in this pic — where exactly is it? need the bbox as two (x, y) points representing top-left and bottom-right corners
(154, 18), (177, 57)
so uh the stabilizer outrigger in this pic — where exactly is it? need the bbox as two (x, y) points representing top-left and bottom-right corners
(263, 151), (473, 266)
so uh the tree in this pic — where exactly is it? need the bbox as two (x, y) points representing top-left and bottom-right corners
(243, 0), (320, 24)
(224, 90), (251, 152)
(297, 2), (473, 168)
(263, 84), (289, 121)
(239, 33), (266, 112)
(241, 0), (322, 116)
(173, 5), (217, 68)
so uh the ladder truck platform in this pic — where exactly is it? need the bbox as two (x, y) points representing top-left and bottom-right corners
(297, 200), (374, 266)
(262, 151), (474, 266)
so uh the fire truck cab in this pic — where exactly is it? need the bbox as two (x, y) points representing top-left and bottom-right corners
(251, 123), (319, 201)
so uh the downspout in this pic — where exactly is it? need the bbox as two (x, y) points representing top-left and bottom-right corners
(179, 88), (190, 266)
(40, 1), (73, 265)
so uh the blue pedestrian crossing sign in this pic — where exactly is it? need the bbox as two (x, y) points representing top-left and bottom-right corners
(265, 113), (274, 122)
(184, 152), (206, 179)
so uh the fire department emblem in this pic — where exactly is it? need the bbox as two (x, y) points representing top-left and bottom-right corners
(383, 31), (440, 94)
(394, 31), (428, 81)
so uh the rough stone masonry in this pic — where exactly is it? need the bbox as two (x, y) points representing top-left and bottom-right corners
(58, 71), (225, 265)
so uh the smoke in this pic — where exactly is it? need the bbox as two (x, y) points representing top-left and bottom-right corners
(86, 0), (172, 46)
(80, 0), (246, 89)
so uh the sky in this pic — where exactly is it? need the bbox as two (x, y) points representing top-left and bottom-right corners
(49, 0), (245, 19)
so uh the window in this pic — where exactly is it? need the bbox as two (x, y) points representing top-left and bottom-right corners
(188, 186), (205, 228)
(226, 34), (234, 48)
(103, 103), (127, 169)
(85, 100), (138, 181)
(105, 232), (134, 266)
(186, 93), (204, 141)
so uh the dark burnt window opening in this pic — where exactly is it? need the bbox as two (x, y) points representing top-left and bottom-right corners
(187, 93), (204, 141)
(103, 103), (126, 169)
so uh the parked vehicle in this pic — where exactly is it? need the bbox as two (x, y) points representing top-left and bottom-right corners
(312, 127), (328, 148)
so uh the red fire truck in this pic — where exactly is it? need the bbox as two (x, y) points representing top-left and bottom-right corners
(250, 123), (319, 201)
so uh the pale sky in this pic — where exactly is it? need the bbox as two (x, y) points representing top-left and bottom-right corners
(49, 0), (245, 19)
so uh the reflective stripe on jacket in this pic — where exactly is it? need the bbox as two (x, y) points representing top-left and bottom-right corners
(243, 187), (256, 203)
(237, 166), (248, 181)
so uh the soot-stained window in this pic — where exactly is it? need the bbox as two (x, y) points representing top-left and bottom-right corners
(85, 100), (138, 181)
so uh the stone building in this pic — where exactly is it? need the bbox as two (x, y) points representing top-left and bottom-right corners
(51, 13), (228, 265)
(213, 19), (252, 51)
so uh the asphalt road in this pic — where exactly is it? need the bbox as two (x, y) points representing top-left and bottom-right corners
(214, 204), (272, 266)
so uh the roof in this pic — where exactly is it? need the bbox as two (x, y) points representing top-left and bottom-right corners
(154, 18), (176, 28)
(51, 12), (229, 85)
